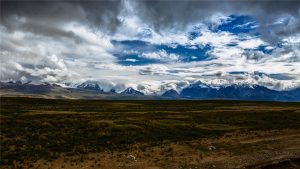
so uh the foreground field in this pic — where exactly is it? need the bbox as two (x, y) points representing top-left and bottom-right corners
(1, 97), (300, 169)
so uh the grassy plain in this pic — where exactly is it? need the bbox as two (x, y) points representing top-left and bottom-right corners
(0, 97), (300, 168)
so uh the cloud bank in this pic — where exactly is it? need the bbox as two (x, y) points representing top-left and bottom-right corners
(1, 0), (299, 93)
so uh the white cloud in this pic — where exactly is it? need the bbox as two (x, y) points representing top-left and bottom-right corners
(282, 34), (300, 44)
(140, 50), (179, 62)
(238, 38), (265, 49)
(1, 9), (299, 93)
(125, 58), (138, 62)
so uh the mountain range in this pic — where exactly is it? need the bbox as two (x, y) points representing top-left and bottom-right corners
(0, 81), (299, 101)
(180, 82), (300, 101)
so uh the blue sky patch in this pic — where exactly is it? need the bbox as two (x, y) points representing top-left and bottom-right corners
(215, 15), (258, 34)
(187, 25), (202, 40)
(159, 44), (212, 62)
(112, 40), (212, 65)
(114, 53), (161, 66)
(256, 45), (273, 54)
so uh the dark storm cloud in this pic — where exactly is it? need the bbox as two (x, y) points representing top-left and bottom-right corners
(135, 0), (300, 43)
(135, 0), (300, 27)
(1, 0), (122, 34)
(4, 16), (83, 43)
(134, 0), (223, 30)
(0, 0), (123, 83)
(1, 0), (299, 43)
(1, 1), (83, 28)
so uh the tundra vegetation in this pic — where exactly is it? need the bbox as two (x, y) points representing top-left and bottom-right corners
(1, 97), (299, 169)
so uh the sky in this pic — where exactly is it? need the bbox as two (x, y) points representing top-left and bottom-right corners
(1, 0), (300, 94)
